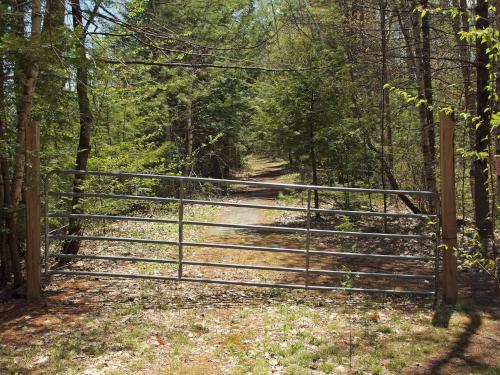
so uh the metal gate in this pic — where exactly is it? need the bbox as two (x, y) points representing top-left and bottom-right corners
(44, 170), (440, 297)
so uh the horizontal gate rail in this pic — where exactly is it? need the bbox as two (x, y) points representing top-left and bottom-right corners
(46, 270), (435, 296)
(184, 241), (435, 261)
(49, 212), (179, 225)
(51, 253), (435, 280)
(51, 169), (437, 196)
(49, 192), (437, 219)
(49, 234), (178, 246)
(44, 169), (440, 297)
(183, 220), (432, 240)
(47, 237), (434, 262)
(186, 199), (436, 219)
(47, 212), (433, 240)
(49, 191), (178, 203)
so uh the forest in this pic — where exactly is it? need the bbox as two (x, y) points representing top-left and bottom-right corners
(0, 0), (500, 374)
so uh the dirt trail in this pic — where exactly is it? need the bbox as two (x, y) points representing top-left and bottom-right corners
(184, 158), (435, 293)
(184, 159), (308, 284)
(204, 159), (287, 235)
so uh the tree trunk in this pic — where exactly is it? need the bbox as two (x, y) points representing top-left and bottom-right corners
(380, 0), (393, 171)
(495, 0), (500, 227)
(40, 0), (66, 92)
(419, 0), (436, 200)
(0, 164), (10, 286)
(310, 125), (319, 210)
(0, 12), (8, 286)
(380, 0), (390, 230)
(62, 0), (94, 256)
(185, 67), (196, 176)
(42, 0), (66, 34)
(474, 0), (493, 249)
(401, 1), (436, 204)
(452, 0), (476, 203)
(309, 90), (319, 211)
(186, 92), (193, 171)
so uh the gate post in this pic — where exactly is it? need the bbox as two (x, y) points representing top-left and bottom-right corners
(26, 121), (41, 300)
(439, 112), (458, 304)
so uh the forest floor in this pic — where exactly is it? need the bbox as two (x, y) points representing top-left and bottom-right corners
(1, 158), (500, 374)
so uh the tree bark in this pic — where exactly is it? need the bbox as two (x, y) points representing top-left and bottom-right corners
(186, 90), (193, 174)
(0, 161), (9, 286)
(39, 0), (66, 93)
(62, 0), (94, 255)
(495, 0), (500, 227)
(0, 8), (8, 285)
(400, 1), (436, 205)
(42, 0), (66, 34)
(474, 0), (493, 248)
(452, 0), (476, 203)
(380, 0), (390, 230)
(380, 0), (393, 171)
(309, 90), (319, 211)
(184, 64), (196, 176)
(419, 0), (436, 201)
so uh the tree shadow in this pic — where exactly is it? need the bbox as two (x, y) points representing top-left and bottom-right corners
(424, 300), (488, 374)
(432, 303), (456, 328)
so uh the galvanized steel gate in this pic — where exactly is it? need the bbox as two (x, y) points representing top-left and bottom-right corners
(44, 170), (440, 297)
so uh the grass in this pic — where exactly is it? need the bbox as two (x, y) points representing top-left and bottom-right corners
(481, 367), (500, 375)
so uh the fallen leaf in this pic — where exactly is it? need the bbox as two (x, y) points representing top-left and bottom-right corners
(155, 334), (166, 345)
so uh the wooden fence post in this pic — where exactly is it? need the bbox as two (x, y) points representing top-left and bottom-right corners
(439, 112), (458, 304)
(26, 121), (41, 301)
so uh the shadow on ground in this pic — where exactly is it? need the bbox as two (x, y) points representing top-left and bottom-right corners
(405, 298), (500, 375)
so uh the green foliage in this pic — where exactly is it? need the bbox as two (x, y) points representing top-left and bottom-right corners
(250, 5), (374, 186)
(335, 216), (354, 232)
(454, 237), (499, 288)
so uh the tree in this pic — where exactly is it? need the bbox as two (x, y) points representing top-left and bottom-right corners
(474, 0), (493, 249)
(61, 0), (95, 256)
(0, 0), (43, 286)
